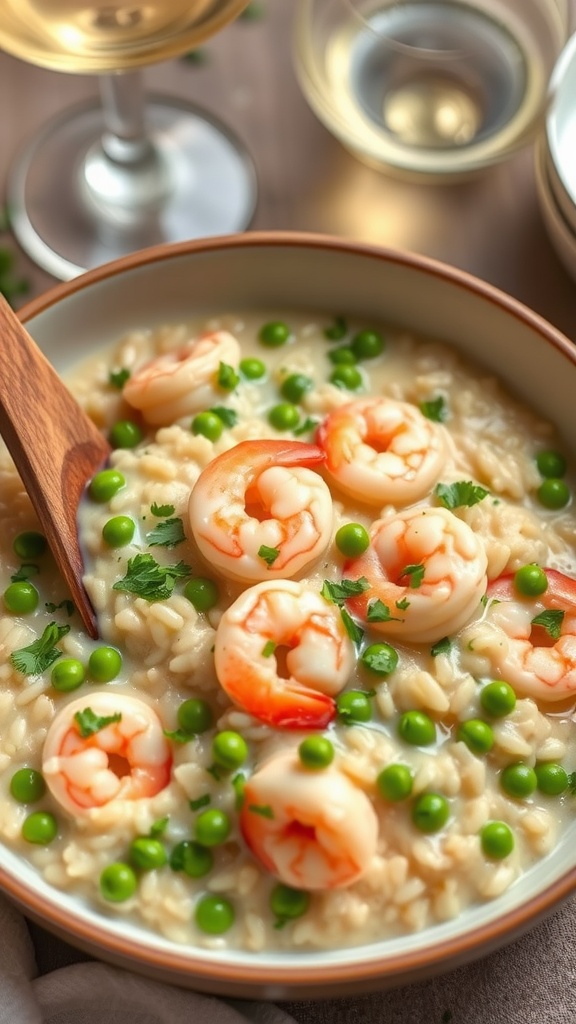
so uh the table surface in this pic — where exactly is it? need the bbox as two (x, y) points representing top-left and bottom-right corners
(1, 0), (576, 1010)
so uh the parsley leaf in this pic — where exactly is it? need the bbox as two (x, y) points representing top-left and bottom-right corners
(74, 707), (121, 738)
(367, 599), (402, 623)
(434, 481), (489, 509)
(210, 406), (238, 428)
(151, 502), (175, 517)
(248, 803), (274, 818)
(150, 816), (169, 837)
(361, 645), (397, 673)
(45, 599), (75, 617)
(189, 794), (211, 811)
(164, 728), (195, 744)
(10, 622), (70, 675)
(419, 396), (448, 422)
(431, 636), (452, 657)
(321, 577), (370, 604)
(146, 517), (186, 548)
(217, 362), (240, 391)
(258, 544), (280, 566)
(567, 771), (576, 795)
(232, 772), (246, 810)
(294, 416), (320, 436)
(109, 367), (130, 390)
(395, 597), (410, 610)
(11, 563), (39, 582)
(324, 316), (348, 340)
(262, 640), (276, 657)
(340, 607), (364, 645)
(531, 609), (564, 640)
(400, 563), (425, 588)
(113, 553), (191, 601)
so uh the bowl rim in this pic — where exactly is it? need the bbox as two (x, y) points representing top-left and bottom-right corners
(9, 230), (576, 992)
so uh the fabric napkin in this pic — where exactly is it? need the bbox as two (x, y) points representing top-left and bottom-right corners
(2, 888), (576, 1024)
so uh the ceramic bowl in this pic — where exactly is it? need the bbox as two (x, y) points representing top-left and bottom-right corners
(544, 29), (576, 238)
(534, 133), (576, 285)
(5, 232), (576, 999)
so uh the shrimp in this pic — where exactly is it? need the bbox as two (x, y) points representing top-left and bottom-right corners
(213, 579), (355, 729)
(240, 750), (378, 890)
(189, 439), (334, 584)
(122, 329), (240, 425)
(42, 692), (172, 816)
(316, 397), (449, 506)
(485, 568), (576, 702)
(345, 506), (488, 644)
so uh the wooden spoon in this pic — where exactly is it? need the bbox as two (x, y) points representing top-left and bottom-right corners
(0, 295), (111, 639)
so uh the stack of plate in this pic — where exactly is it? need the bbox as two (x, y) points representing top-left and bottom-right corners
(536, 32), (576, 282)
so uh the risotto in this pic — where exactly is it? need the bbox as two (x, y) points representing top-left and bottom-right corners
(1, 308), (576, 953)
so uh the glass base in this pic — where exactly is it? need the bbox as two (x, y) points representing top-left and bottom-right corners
(7, 95), (258, 280)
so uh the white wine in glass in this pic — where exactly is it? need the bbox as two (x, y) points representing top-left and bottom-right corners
(0, 0), (258, 279)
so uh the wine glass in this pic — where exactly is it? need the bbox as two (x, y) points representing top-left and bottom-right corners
(0, 1), (258, 280)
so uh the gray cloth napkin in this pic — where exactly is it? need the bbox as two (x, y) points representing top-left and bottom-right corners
(3, 890), (576, 1023)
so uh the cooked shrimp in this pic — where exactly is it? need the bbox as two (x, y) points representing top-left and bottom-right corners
(123, 329), (240, 425)
(189, 439), (333, 583)
(316, 397), (448, 505)
(42, 692), (172, 816)
(345, 506), (488, 644)
(213, 579), (355, 729)
(240, 750), (378, 890)
(485, 568), (576, 702)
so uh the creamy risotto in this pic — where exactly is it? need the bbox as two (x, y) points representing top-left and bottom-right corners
(1, 309), (576, 952)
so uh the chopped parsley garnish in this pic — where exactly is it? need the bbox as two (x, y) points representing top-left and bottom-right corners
(321, 577), (370, 604)
(146, 517), (186, 549)
(258, 544), (280, 566)
(531, 609), (564, 640)
(324, 316), (348, 341)
(109, 367), (130, 390)
(396, 597), (410, 611)
(419, 396), (448, 422)
(262, 640), (276, 658)
(45, 599), (75, 617)
(210, 406), (238, 428)
(150, 817), (169, 837)
(431, 636), (452, 657)
(294, 416), (320, 436)
(164, 728), (195, 744)
(568, 771), (576, 795)
(366, 599), (401, 623)
(362, 646), (397, 673)
(11, 563), (39, 582)
(151, 502), (175, 517)
(232, 772), (246, 809)
(113, 553), (191, 601)
(248, 803), (274, 818)
(434, 481), (489, 509)
(400, 563), (425, 588)
(189, 794), (211, 811)
(217, 361), (240, 391)
(10, 622), (70, 675)
(340, 607), (364, 645)
(74, 708), (121, 738)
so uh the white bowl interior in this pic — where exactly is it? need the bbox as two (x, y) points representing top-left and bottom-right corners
(546, 31), (576, 231)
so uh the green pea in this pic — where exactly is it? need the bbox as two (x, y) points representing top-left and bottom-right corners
(13, 531), (47, 559)
(537, 478), (570, 510)
(336, 690), (372, 724)
(194, 808), (231, 847)
(329, 365), (363, 391)
(335, 522), (370, 558)
(360, 642), (399, 676)
(397, 710), (436, 746)
(298, 735), (335, 769)
(22, 811), (58, 844)
(411, 792), (450, 833)
(129, 837), (167, 870)
(170, 839), (213, 877)
(3, 580), (39, 614)
(268, 402), (300, 431)
(377, 763), (413, 802)
(177, 698), (213, 734)
(480, 680), (516, 718)
(184, 577), (219, 613)
(270, 883), (310, 921)
(500, 762), (538, 799)
(195, 894), (235, 934)
(513, 564), (548, 597)
(351, 329), (385, 360)
(536, 450), (567, 479)
(239, 357), (266, 380)
(212, 731), (248, 771)
(259, 321), (291, 347)
(100, 862), (138, 901)
(456, 719), (494, 755)
(102, 515), (135, 548)
(192, 411), (224, 442)
(10, 768), (46, 803)
(480, 820), (514, 859)
(88, 468), (125, 503)
(280, 373), (313, 404)
(51, 658), (86, 693)
(88, 646), (122, 682)
(109, 420), (143, 449)
(328, 347), (357, 365)
(535, 762), (569, 796)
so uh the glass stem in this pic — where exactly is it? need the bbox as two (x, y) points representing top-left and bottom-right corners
(98, 71), (153, 165)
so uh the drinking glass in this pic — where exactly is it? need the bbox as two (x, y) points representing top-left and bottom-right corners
(0, 1), (258, 279)
(293, 0), (571, 180)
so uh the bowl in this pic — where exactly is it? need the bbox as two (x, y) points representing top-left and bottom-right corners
(544, 29), (576, 237)
(4, 232), (576, 999)
(534, 133), (576, 284)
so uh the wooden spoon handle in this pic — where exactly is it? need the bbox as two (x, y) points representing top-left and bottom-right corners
(0, 296), (110, 638)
